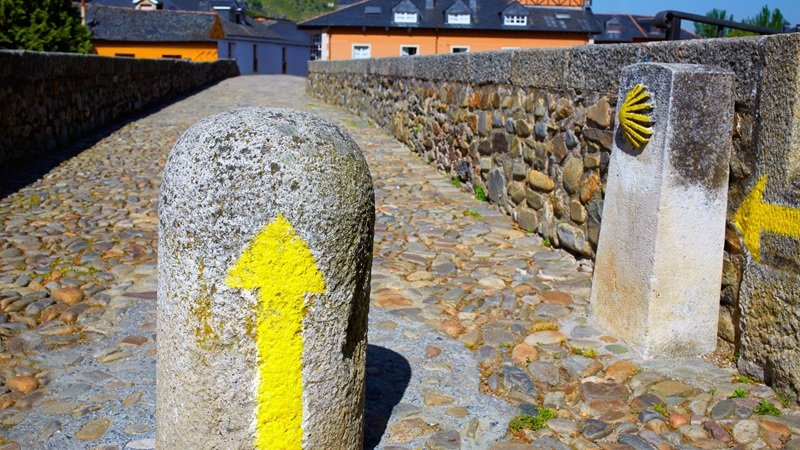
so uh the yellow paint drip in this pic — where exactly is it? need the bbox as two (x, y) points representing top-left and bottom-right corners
(188, 269), (220, 349)
(226, 214), (326, 449)
(734, 175), (800, 262)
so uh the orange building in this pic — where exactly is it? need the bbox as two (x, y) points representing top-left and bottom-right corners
(299, 0), (600, 60)
(87, 5), (223, 61)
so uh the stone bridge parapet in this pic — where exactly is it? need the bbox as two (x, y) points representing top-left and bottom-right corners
(0, 50), (239, 166)
(307, 34), (800, 399)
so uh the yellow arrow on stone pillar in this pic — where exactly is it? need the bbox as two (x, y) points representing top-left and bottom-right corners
(734, 175), (800, 262)
(226, 214), (326, 450)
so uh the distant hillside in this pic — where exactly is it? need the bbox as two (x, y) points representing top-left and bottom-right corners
(247, 0), (335, 21)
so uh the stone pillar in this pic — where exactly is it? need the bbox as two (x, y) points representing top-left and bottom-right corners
(157, 108), (374, 449)
(590, 63), (734, 358)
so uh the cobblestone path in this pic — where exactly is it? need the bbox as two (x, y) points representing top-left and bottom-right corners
(1, 76), (799, 449)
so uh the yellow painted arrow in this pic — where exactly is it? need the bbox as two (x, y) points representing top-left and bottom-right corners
(734, 175), (800, 262)
(226, 214), (326, 450)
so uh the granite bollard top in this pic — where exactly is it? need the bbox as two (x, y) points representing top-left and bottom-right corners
(591, 63), (734, 358)
(156, 107), (375, 449)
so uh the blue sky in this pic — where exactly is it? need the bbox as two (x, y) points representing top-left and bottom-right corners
(592, 1), (800, 26)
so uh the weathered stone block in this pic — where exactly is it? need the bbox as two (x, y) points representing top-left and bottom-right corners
(586, 96), (611, 128)
(582, 128), (613, 150)
(590, 63), (734, 358)
(157, 108), (374, 449)
(534, 122), (547, 140)
(512, 162), (527, 181)
(562, 157), (583, 194)
(584, 154), (601, 170)
(508, 182), (525, 205)
(569, 200), (587, 224)
(518, 207), (538, 233)
(526, 187), (544, 210)
(488, 167), (506, 204)
(550, 134), (569, 163)
(557, 223), (591, 257)
(516, 120), (532, 137)
(492, 131), (508, 153)
(527, 170), (555, 192)
(479, 157), (492, 173)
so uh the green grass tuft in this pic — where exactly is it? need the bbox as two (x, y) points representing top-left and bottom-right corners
(731, 388), (748, 399)
(753, 399), (781, 416)
(465, 210), (482, 219)
(736, 374), (756, 384)
(571, 347), (597, 358)
(653, 404), (668, 417)
(776, 391), (795, 407)
(508, 408), (557, 433)
(475, 186), (487, 202)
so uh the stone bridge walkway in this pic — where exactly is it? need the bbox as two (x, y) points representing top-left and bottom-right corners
(0, 76), (799, 450)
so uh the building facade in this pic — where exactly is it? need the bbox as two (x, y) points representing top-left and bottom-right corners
(88, 5), (223, 61)
(300, 0), (600, 60)
(87, 0), (315, 75)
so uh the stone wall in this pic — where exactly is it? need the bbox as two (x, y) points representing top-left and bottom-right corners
(0, 50), (239, 165)
(307, 34), (800, 398)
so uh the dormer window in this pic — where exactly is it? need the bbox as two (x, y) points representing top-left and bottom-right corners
(605, 18), (622, 34)
(447, 13), (470, 24)
(133, 0), (161, 10)
(394, 11), (417, 23)
(504, 15), (527, 26)
(393, 0), (419, 24)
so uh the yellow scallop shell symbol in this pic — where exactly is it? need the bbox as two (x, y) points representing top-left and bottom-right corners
(619, 83), (654, 149)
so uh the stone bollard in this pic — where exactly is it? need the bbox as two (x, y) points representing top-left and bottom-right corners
(590, 63), (734, 358)
(157, 108), (374, 449)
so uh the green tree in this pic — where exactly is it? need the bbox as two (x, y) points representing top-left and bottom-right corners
(728, 5), (785, 37)
(246, 0), (333, 21)
(695, 8), (734, 38)
(0, 0), (92, 53)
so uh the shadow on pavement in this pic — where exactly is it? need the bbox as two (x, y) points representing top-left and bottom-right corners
(364, 344), (411, 449)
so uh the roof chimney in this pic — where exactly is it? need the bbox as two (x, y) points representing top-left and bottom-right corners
(425, 0), (434, 10)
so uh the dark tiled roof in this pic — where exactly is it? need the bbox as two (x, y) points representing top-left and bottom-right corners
(86, 2), (313, 46)
(164, 0), (213, 10)
(502, 2), (528, 17)
(262, 18), (316, 45)
(299, 0), (601, 34)
(221, 19), (282, 40)
(86, 5), (219, 41)
(393, 0), (419, 13)
(594, 13), (697, 43)
(87, 0), (134, 8)
(89, 0), (246, 12)
(445, 0), (471, 15)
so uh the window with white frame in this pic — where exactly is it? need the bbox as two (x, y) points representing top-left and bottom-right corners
(400, 45), (419, 56)
(394, 12), (417, 23)
(352, 44), (371, 59)
(447, 13), (470, 24)
(504, 15), (527, 26)
(451, 46), (469, 53)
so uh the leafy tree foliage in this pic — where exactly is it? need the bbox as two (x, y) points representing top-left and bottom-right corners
(0, 0), (92, 53)
(694, 9), (734, 38)
(246, 0), (334, 21)
(696, 5), (786, 38)
(727, 5), (785, 37)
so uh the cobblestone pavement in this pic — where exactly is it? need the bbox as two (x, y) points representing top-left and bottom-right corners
(1, 75), (799, 449)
